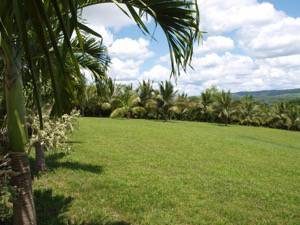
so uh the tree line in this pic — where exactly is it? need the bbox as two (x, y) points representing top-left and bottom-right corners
(82, 79), (300, 131)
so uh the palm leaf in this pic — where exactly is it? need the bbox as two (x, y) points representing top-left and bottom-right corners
(79, 0), (201, 76)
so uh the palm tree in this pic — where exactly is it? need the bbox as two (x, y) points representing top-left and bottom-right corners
(215, 90), (234, 125)
(159, 81), (177, 120)
(269, 102), (289, 129)
(96, 78), (117, 116)
(1, 1), (200, 224)
(236, 96), (260, 126)
(25, 34), (110, 173)
(269, 102), (300, 130)
(284, 104), (300, 130)
(200, 89), (214, 121)
(110, 84), (141, 118)
(170, 93), (202, 121)
(137, 80), (154, 106)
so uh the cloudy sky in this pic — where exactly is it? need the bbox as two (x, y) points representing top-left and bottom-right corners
(82, 0), (300, 95)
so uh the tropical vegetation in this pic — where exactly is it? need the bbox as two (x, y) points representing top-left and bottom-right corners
(0, 1), (299, 225)
(81, 81), (300, 131)
(0, 0), (201, 224)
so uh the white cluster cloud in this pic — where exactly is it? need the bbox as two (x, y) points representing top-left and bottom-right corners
(82, 4), (154, 84)
(199, 0), (285, 34)
(141, 65), (170, 82)
(109, 38), (153, 60)
(238, 17), (300, 58)
(82, 0), (300, 94)
(108, 38), (154, 83)
(196, 36), (235, 55)
(81, 4), (134, 31)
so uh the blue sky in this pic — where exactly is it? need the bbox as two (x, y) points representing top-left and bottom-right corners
(83, 0), (300, 95)
(259, 0), (300, 17)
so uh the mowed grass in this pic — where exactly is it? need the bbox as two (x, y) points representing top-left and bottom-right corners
(34, 118), (300, 225)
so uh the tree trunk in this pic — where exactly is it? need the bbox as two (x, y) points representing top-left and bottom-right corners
(10, 152), (37, 225)
(34, 142), (46, 172)
(4, 45), (37, 225)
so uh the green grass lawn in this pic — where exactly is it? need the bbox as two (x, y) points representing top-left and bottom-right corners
(34, 118), (300, 225)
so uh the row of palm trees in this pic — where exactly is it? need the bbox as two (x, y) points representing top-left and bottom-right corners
(82, 80), (300, 131)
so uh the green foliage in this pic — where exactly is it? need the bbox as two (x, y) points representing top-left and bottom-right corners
(84, 80), (300, 131)
(131, 106), (147, 118)
(28, 109), (80, 153)
(110, 107), (129, 119)
(214, 90), (235, 125)
(0, 110), (79, 223)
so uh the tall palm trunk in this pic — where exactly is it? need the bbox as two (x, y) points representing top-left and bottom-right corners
(34, 141), (46, 172)
(4, 46), (37, 225)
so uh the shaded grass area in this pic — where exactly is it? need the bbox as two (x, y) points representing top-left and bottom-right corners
(34, 118), (300, 225)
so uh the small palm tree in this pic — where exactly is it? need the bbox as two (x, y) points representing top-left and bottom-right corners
(110, 85), (141, 118)
(269, 102), (289, 129)
(200, 89), (214, 121)
(137, 80), (155, 107)
(159, 81), (177, 120)
(237, 96), (260, 126)
(215, 91), (234, 125)
(170, 93), (188, 120)
(284, 104), (300, 130)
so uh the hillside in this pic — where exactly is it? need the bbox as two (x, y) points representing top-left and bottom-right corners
(233, 88), (300, 102)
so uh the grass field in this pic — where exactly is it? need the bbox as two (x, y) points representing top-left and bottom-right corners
(33, 118), (300, 225)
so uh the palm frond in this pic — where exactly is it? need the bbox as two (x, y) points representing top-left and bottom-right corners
(79, 0), (201, 77)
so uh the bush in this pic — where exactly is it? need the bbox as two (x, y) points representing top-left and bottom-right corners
(132, 106), (146, 118)
(110, 107), (128, 118)
(28, 109), (80, 153)
(100, 102), (112, 117)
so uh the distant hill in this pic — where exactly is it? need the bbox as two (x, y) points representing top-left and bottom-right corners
(233, 88), (300, 102)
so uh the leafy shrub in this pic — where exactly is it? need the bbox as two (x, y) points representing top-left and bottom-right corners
(101, 102), (111, 112)
(132, 106), (146, 118)
(28, 109), (80, 153)
(110, 107), (128, 118)
(0, 110), (79, 222)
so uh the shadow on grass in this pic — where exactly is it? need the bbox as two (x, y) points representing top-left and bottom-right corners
(35, 189), (73, 225)
(35, 189), (131, 225)
(47, 157), (103, 174)
(30, 152), (103, 178)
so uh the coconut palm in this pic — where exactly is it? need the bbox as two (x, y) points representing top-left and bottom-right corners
(269, 103), (300, 130)
(214, 91), (235, 125)
(95, 77), (118, 116)
(110, 84), (142, 118)
(25, 34), (110, 174)
(284, 104), (300, 130)
(137, 80), (155, 106)
(159, 81), (177, 120)
(200, 89), (214, 121)
(170, 93), (202, 121)
(236, 96), (261, 126)
(268, 102), (289, 129)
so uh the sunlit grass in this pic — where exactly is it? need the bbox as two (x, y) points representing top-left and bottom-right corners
(34, 118), (300, 225)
